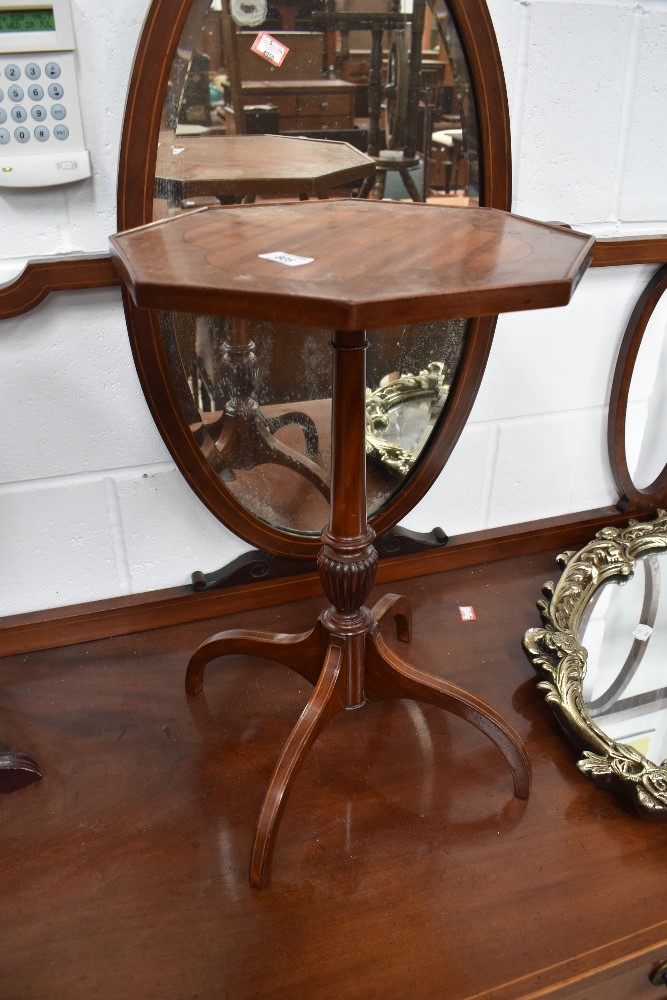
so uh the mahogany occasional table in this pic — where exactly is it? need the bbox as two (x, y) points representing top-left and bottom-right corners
(110, 200), (594, 888)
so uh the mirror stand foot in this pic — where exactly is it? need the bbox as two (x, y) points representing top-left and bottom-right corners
(0, 752), (42, 793)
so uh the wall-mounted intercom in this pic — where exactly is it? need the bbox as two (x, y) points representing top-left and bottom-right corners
(0, 0), (91, 187)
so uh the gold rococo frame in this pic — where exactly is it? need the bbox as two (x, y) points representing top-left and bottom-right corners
(523, 510), (667, 817)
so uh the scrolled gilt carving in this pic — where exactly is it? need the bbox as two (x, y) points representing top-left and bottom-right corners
(523, 510), (667, 817)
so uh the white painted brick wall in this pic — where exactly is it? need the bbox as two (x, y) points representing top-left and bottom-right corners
(1, 0), (666, 616)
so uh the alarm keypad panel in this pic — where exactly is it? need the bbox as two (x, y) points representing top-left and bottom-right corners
(0, 2), (91, 187)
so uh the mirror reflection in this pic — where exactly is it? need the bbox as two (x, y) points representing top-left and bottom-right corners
(580, 553), (667, 766)
(154, 0), (478, 535)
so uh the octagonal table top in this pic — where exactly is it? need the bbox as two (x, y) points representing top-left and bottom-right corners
(154, 133), (376, 201)
(110, 200), (595, 331)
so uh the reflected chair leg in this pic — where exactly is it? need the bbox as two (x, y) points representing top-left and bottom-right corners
(365, 629), (531, 800)
(250, 640), (346, 888)
(185, 622), (326, 697)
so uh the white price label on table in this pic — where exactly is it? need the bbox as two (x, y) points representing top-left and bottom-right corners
(259, 251), (314, 267)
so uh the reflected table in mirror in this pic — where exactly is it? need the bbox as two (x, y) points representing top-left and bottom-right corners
(524, 510), (667, 818)
(154, 132), (376, 206)
(111, 199), (593, 888)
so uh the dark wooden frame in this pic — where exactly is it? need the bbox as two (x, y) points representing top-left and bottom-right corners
(608, 263), (667, 512)
(114, 0), (512, 559)
(0, 255), (119, 319)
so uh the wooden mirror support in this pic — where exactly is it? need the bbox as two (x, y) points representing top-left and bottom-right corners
(608, 263), (667, 514)
(116, 0), (513, 562)
(111, 200), (594, 886)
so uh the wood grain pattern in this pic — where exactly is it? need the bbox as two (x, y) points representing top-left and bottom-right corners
(111, 201), (594, 329)
(592, 235), (667, 267)
(2, 552), (666, 997)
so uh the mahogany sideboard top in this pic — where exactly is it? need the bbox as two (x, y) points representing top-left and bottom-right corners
(2, 552), (666, 998)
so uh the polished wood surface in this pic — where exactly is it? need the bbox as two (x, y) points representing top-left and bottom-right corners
(154, 133), (375, 201)
(111, 201), (594, 329)
(0, 254), (119, 320)
(0, 505), (645, 658)
(3, 553), (667, 998)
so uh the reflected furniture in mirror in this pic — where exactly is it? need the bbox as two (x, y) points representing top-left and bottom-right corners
(111, 197), (593, 886)
(524, 510), (667, 818)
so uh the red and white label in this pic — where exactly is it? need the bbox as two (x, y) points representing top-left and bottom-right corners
(251, 32), (289, 67)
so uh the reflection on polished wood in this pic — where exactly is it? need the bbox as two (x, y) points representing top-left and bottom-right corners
(111, 199), (593, 886)
(4, 555), (667, 997)
(154, 132), (375, 203)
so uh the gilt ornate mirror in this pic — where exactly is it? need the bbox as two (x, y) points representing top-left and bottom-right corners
(117, 0), (511, 561)
(524, 511), (667, 818)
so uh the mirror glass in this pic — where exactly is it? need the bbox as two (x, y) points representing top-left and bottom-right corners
(580, 552), (667, 766)
(152, 0), (479, 536)
(625, 286), (667, 490)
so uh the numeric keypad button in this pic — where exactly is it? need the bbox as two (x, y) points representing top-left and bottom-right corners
(25, 64), (41, 80)
(4, 64), (21, 81)
(8, 84), (24, 102)
(27, 84), (44, 101)
(31, 105), (47, 121)
(14, 127), (30, 143)
(11, 107), (28, 123)
(0, 128), (10, 145)
(34, 126), (49, 142)
(0, 109), (5, 124)
(47, 83), (64, 100)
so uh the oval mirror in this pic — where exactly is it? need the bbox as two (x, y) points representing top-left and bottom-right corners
(117, 0), (511, 559)
(524, 512), (667, 817)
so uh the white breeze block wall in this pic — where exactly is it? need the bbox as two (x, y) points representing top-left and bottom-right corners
(1, 0), (666, 617)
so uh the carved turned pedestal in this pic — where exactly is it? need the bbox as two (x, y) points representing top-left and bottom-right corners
(111, 199), (594, 887)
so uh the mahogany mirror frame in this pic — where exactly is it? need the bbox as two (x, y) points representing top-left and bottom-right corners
(608, 263), (667, 514)
(116, 0), (512, 559)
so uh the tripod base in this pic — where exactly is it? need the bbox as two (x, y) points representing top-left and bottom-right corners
(186, 593), (531, 888)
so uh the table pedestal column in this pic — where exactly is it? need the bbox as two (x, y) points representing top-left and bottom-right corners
(186, 329), (531, 888)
